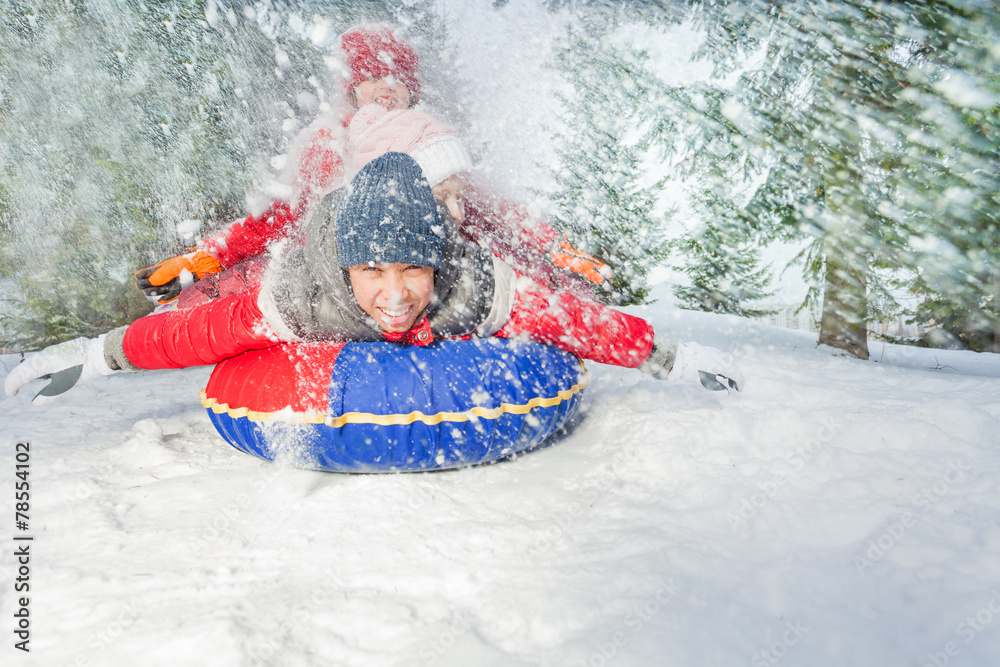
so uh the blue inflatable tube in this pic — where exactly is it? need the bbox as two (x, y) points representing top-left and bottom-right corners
(201, 338), (587, 472)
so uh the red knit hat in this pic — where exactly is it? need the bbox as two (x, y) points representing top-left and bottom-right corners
(340, 24), (421, 105)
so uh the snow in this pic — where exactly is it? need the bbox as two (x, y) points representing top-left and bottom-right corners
(932, 70), (999, 110)
(441, 0), (570, 200)
(3, 294), (1000, 666)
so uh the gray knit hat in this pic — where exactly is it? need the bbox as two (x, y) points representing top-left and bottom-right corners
(336, 152), (445, 269)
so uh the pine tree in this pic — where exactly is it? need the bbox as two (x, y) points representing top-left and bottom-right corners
(547, 12), (672, 305)
(889, 4), (1000, 352)
(663, 80), (776, 317)
(0, 0), (301, 348)
(672, 190), (775, 318)
(676, 0), (997, 358)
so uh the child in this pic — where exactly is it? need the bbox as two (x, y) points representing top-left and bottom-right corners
(6, 153), (743, 406)
(136, 24), (609, 306)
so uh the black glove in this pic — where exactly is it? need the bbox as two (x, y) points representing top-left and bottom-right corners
(135, 267), (182, 304)
(134, 250), (222, 305)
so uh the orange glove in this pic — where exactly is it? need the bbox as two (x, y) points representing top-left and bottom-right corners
(135, 249), (222, 304)
(551, 238), (613, 286)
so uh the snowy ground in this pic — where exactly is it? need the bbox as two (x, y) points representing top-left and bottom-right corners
(2, 298), (999, 667)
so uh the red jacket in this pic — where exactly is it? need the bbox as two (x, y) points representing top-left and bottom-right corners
(495, 285), (654, 369)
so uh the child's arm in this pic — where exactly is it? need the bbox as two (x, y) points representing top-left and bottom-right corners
(199, 201), (299, 270)
(462, 181), (609, 295)
(136, 113), (351, 302)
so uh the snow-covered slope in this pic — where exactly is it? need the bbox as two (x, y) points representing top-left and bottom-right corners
(2, 302), (999, 667)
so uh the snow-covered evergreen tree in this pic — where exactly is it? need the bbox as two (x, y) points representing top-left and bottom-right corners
(663, 81), (775, 317)
(0, 0), (306, 348)
(547, 12), (671, 305)
(672, 191), (774, 318)
(676, 0), (998, 358)
(888, 4), (1000, 352)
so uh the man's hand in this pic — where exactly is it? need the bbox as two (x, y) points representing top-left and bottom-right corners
(667, 342), (745, 392)
(4, 336), (117, 406)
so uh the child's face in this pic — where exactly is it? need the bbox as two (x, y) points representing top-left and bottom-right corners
(353, 77), (410, 110)
(348, 262), (435, 332)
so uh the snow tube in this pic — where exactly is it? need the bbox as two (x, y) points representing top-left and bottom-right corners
(200, 338), (587, 472)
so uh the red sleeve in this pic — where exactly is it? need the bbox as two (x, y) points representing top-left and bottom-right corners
(123, 284), (278, 369)
(202, 202), (298, 269)
(296, 127), (346, 204)
(463, 183), (601, 296)
(495, 284), (655, 369)
(462, 182), (560, 257)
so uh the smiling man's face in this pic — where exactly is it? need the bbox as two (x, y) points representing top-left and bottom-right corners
(347, 262), (435, 332)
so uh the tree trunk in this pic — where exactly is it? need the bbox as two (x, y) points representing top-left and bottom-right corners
(817, 152), (870, 360)
(990, 270), (1000, 354)
(818, 242), (869, 359)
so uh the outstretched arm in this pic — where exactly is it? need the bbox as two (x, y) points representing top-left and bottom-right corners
(496, 282), (744, 391)
(462, 181), (611, 295)
(135, 114), (350, 303)
(121, 284), (279, 370)
(5, 284), (282, 406)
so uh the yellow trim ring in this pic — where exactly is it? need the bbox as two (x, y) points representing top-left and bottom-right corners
(200, 372), (588, 428)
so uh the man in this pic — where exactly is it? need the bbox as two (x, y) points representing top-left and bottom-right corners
(6, 154), (744, 406)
